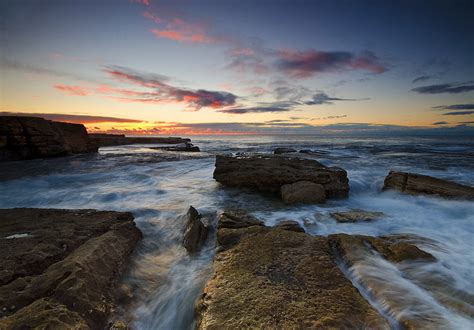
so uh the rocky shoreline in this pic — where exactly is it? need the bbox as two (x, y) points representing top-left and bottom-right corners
(0, 208), (142, 329)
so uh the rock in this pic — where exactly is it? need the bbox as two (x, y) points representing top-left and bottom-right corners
(0, 208), (142, 329)
(328, 234), (445, 329)
(196, 211), (389, 329)
(299, 149), (330, 155)
(213, 154), (349, 199)
(0, 116), (98, 161)
(331, 209), (385, 223)
(152, 142), (200, 152)
(183, 206), (209, 253)
(89, 133), (191, 147)
(383, 171), (474, 200)
(274, 220), (305, 232)
(273, 147), (296, 154)
(280, 181), (326, 204)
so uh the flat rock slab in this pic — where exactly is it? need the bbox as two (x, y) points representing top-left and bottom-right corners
(331, 209), (385, 223)
(213, 154), (349, 198)
(196, 211), (389, 329)
(0, 208), (142, 329)
(383, 171), (474, 200)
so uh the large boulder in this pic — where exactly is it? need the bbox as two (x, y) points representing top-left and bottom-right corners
(280, 181), (326, 204)
(383, 171), (474, 200)
(183, 206), (209, 253)
(0, 116), (98, 161)
(213, 154), (349, 199)
(0, 208), (142, 329)
(196, 211), (389, 329)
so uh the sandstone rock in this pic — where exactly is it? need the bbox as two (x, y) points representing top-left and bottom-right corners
(383, 171), (474, 200)
(273, 147), (296, 154)
(274, 220), (305, 232)
(0, 208), (142, 329)
(280, 180), (326, 204)
(331, 209), (385, 223)
(328, 234), (444, 329)
(196, 211), (389, 329)
(183, 206), (209, 254)
(89, 133), (191, 147)
(213, 154), (349, 198)
(0, 116), (98, 161)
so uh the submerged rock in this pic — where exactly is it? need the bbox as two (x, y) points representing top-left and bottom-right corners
(0, 208), (142, 329)
(196, 210), (389, 329)
(213, 154), (349, 199)
(0, 116), (98, 161)
(331, 209), (385, 223)
(280, 181), (326, 204)
(328, 234), (446, 329)
(273, 147), (296, 154)
(183, 206), (209, 253)
(383, 171), (474, 200)
(152, 142), (200, 152)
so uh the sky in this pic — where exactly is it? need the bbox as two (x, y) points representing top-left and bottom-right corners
(1, 0), (473, 135)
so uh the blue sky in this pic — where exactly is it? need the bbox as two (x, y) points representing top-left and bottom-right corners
(1, 0), (473, 135)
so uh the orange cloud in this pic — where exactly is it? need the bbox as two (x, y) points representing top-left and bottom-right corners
(54, 84), (91, 96)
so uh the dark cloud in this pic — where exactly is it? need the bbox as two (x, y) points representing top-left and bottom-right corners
(442, 111), (474, 116)
(218, 101), (297, 114)
(412, 82), (474, 94)
(459, 121), (474, 124)
(0, 112), (143, 124)
(432, 104), (474, 110)
(432, 121), (448, 125)
(275, 49), (386, 78)
(412, 75), (431, 84)
(304, 93), (369, 105)
(56, 66), (237, 110)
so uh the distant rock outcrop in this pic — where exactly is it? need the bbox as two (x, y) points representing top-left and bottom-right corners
(196, 210), (390, 329)
(151, 142), (200, 152)
(0, 116), (98, 161)
(383, 171), (474, 200)
(89, 133), (191, 147)
(183, 206), (209, 253)
(213, 154), (349, 200)
(0, 208), (142, 329)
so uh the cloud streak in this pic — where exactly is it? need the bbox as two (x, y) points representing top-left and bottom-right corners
(54, 66), (237, 111)
(412, 82), (474, 94)
(304, 93), (369, 105)
(0, 112), (143, 124)
(275, 49), (386, 78)
(442, 111), (474, 116)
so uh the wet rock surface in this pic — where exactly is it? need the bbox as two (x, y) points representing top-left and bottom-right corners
(89, 133), (191, 147)
(0, 116), (98, 161)
(383, 171), (474, 200)
(328, 234), (447, 329)
(280, 180), (326, 204)
(213, 154), (349, 199)
(196, 211), (390, 329)
(331, 209), (385, 223)
(0, 208), (142, 329)
(151, 142), (200, 152)
(183, 206), (209, 253)
(273, 147), (296, 154)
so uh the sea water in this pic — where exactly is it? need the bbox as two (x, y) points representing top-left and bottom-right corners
(0, 135), (473, 329)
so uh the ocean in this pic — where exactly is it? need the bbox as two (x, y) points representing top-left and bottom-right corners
(1, 134), (473, 329)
